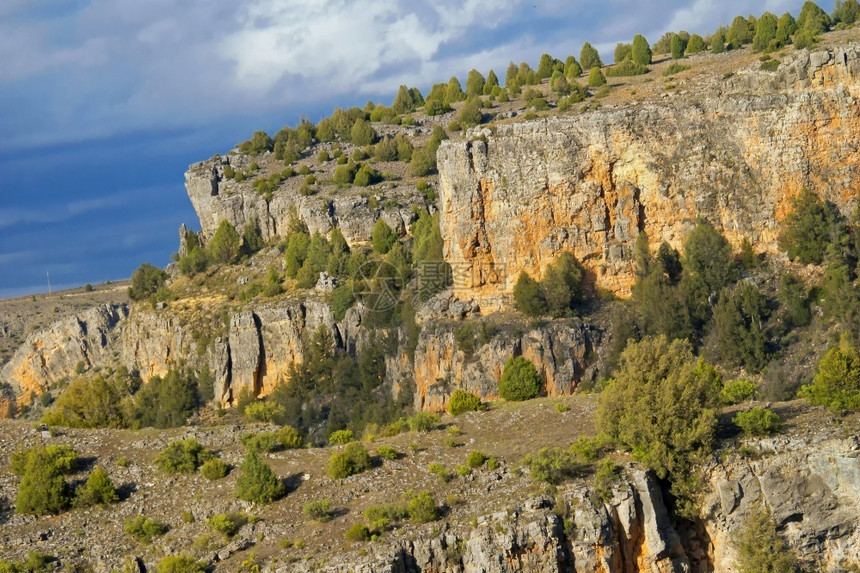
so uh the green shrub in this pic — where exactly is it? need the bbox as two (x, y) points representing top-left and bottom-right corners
(154, 556), (205, 573)
(129, 263), (168, 301)
(328, 429), (355, 445)
(732, 505), (797, 573)
(235, 451), (285, 504)
(406, 490), (438, 523)
(466, 450), (487, 468)
(597, 336), (721, 519)
(327, 442), (372, 479)
(333, 163), (358, 186)
(580, 42), (603, 70)
(207, 512), (248, 537)
(593, 458), (621, 503)
(377, 446), (399, 460)
(734, 408), (782, 437)
(777, 188), (834, 265)
(778, 273), (811, 328)
(276, 425), (304, 449)
(686, 34), (706, 54)
(541, 251), (586, 316)
(241, 431), (280, 453)
(760, 59), (780, 71)
(486, 457), (499, 470)
(632, 34), (652, 65)
(124, 515), (169, 544)
(200, 457), (229, 480)
(499, 356), (542, 401)
(513, 271), (547, 316)
(428, 463), (452, 483)
(371, 219), (396, 254)
(350, 119), (377, 146)
(154, 438), (213, 473)
(74, 466), (118, 507)
(354, 164), (380, 187)
(663, 63), (691, 76)
(345, 524), (371, 542)
(606, 60), (648, 77)
(407, 411), (440, 433)
(11, 444), (78, 515)
(303, 499), (333, 522)
(0, 551), (54, 573)
(364, 503), (407, 531)
(587, 68), (607, 87)
(712, 282), (771, 372)
(448, 389), (483, 415)
(330, 283), (356, 320)
(680, 218), (736, 327)
(523, 447), (587, 484)
(799, 337), (860, 411)
(721, 379), (757, 405)
(209, 220), (242, 264)
(243, 400), (285, 422)
(41, 375), (129, 429)
(569, 436), (602, 463)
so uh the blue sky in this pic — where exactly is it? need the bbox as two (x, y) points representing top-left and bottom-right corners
(0, 0), (810, 298)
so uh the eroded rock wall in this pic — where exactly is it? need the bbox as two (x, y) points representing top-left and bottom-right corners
(185, 156), (424, 245)
(0, 304), (129, 402)
(392, 318), (599, 413)
(438, 45), (860, 300)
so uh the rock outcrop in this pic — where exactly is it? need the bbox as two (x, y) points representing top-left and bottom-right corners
(185, 154), (425, 245)
(282, 469), (690, 573)
(703, 433), (860, 571)
(0, 305), (129, 402)
(396, 318), (599, 413)
(438, 45), (860, 299)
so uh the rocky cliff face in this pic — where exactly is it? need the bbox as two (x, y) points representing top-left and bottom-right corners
(282, 469), (690, 573)
(703, 432), (860, 571)
(0, 305), (129, 403)
(438, 45), (860, 300)
(185, 154), (425, 245)
(277, 431), (859, 573)
(397, 317), (599, 413)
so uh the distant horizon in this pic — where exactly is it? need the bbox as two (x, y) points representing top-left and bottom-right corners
(0, 0), (810, 297)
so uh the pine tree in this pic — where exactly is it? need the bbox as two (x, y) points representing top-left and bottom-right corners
(580, 42), (603, 70)
(752, 12), (779, 51)
(587, 67), (607, 87)
(209, 220), (241, 264)
(466, 69), (486, 97)
(632, 35), (652, 65)
(235, 450), (285, 504)
(483, 69), (499, 95)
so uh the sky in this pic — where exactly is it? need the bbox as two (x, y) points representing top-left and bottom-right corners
(0, 0), (811, 299)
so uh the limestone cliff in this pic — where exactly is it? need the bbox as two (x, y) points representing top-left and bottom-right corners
(395, 316), (599, 413)
(0, 304), (128, 403)
(438, 45), (860, 300)
(185, 153), (425, 245)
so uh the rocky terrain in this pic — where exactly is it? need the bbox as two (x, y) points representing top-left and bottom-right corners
(0, 397), (857, 571)
(0, 21), (859, 573)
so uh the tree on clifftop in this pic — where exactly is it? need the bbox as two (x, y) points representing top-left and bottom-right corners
(209, 220), (241, 264)
(579, 42), (602, 70)
(129, 263), (168, 301)
(632, 34), (652, 65)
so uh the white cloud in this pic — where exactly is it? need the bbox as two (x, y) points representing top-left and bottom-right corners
(220, 0), (513, 95)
